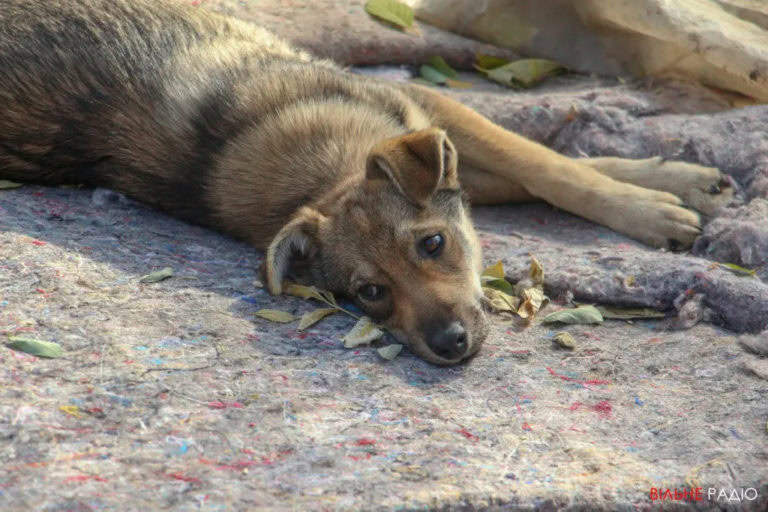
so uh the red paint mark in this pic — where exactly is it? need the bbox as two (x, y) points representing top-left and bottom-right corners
(31, 240), (46, 246)
(88, 407), (103, 414)
(646, 337), (662, 343)
(521, 422), (533, 431)
(241, 448), (255, 455)
(207, 401), (243, 409)
(248, 422), (257, 428)
(354, 438), (376, 446)
(347, 453), (372, 461)
(64, 474), (107, 483)
(546, 367), (611, 386)
(457, 428), (478, 441)
(167, 472), (201, 484)
(124, 360), (134, 365)
(569, 400), (612, 419)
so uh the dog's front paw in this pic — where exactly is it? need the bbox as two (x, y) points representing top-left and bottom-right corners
(656, 160), (735, 217)
(606, 187), (702, 250)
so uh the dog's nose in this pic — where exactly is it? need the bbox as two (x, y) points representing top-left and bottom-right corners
(427, 322), (468, 360)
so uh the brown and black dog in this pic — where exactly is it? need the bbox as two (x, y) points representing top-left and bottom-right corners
(0, 0), (733, 364)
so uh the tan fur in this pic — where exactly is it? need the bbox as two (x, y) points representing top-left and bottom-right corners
(0, 0), (733, 364)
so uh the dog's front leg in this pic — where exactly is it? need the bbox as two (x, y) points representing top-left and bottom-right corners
(409, 85), (704, 250)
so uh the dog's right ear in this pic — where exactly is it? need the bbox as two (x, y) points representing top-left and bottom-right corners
(265, 207), (326, 295)
(366, 128), (458, 207)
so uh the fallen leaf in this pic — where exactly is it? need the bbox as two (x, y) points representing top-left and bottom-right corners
(377, 344), (403, 360)
(253, 280), (264, 288)
(529, 255), (544, 285)
(483, 287), (519, 313)
(411, 78), (437, 87)
(552, 332), (575, 349)
(253, 309), (298, 323)
(542, 305), (603, 325)
(483, 278), (515, 295)
(419, 64), (448, 85)
(139, 267), (174, 283)
(445, 78), (473, 89)
(0, 180), (23, 190)
(481, 260), (505, 280)
(718, 262), (756, 277)
(517, 287), (548, 319)
(343, 316), (384, 348)
(297, 308), (338, 331)
(596, 306), (666, 320)
(7, 337), (63, 358)
(364, 0), (414, 29)
(474, 54), (510, 71)
(484, 59), (564, 88)
(284, 283), (324, 301)
(59, 405), (82, 418)
(427, 56), (458, 79)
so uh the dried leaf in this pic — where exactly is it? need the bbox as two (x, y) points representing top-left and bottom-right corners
(445, 78), (473, 89)
(485, 59), (564, 89)
(542, 305), (603, 325)
(529, 255), (544, 285)
(364, 0), (414, 29)
(284, 282), (338, 306)
(0, 180), (23, 190)
(139, 267), (173, 283)
(517, 287), (548, 319)
(483, 287), (519, 313)
(411, 78), (437, 87)
(7, 337), (63, 358)
(481, 260), (505, 280)
(552, 332), (575, 349)
(297, 308), (338, 331)
(428, 56), (458, 79)
(343, 316), (384, 348)
(596, 306), (666, 320)
(377, 344), (403, 360)
(474, 54), (510, 71)
(718, 262), (756, 277)
(419, 65), (448, 85)
(253, 309), (298, 323)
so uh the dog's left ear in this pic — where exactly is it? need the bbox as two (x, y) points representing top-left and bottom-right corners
(366, 128), (458, 206)
(265, 206), (326, 295)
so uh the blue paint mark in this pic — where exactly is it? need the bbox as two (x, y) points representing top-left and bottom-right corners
(178, 441), (189, 455)
(729, 428), (744, 440)
(240, 296), (260, 304)
(354, 375), (368, 381)
(626, 446), (639, 452)
(134, 346), (149, 351)
(521, 399), (533, 405)
(149, 358), (165, 365)
(69, 398), (85, 406)
(634, 397), (644, 406)
(107, 394), (133, 407)
(339, 300), (363, 315)
(0, 301), (8, 307)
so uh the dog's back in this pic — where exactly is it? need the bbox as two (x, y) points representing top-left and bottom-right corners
(0, 0), (428, 242)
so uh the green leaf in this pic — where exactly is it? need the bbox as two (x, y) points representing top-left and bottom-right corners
(596, 306), (666, 320)
(552, 332), (575, 349)
(411, 78), (437, 87)
(474, 54), (510, 71)
(542, 305), (603, 325)
(0, 180), (23, 190)
(139, 267), (174, 283)
(254, 309), (298, 323)
(419, 65), (448, 85)
(343, 316), (384, 348)
(483, 278), (515, 295)
(377, 344), (403, 360)
(7, 337), (63, 358)
(364, 0), (414, 29)
(427, 56), (458, 79)
(485, 59), (564, 88)
(481, 260), (505, 280)
(718, 262), (756, 277)
(297, 308), (339, 331)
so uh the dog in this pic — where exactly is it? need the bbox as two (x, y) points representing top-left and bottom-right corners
(0, 0), (734, 365)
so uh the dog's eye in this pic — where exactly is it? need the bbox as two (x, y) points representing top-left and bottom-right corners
(420, 234), (444, 257)
(358, 284), (386, 301)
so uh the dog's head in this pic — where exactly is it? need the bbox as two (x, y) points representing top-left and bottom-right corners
(265, 128), (489, 365)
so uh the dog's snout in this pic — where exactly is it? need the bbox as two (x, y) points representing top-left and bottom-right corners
(426, 321), (468, 360)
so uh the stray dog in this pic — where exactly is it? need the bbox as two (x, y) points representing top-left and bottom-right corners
(0, 0), (733, 364)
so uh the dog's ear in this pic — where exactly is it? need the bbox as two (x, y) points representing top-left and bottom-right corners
(366, 128), (458, 206)
(265, 207), (326, 295)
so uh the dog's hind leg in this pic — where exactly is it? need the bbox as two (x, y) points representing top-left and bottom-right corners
(578, 156), (734, 217)
(409, 85), (702, 250)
